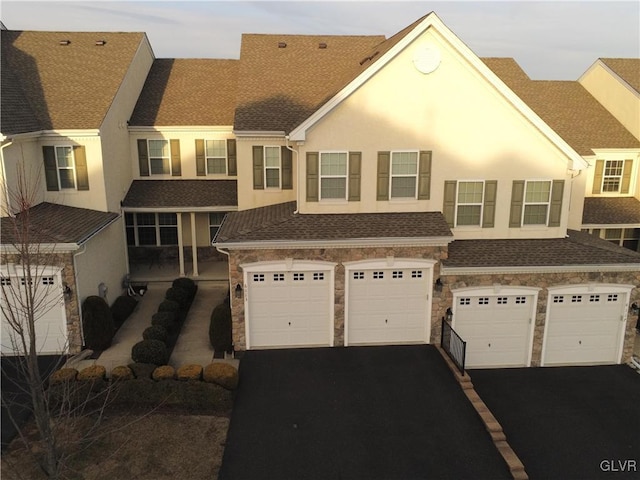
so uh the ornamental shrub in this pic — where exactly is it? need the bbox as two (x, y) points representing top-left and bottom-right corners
(203, 362), (239, 390)
(50, 368), (78, 385)
(172, 277), (197, 301)
(110, 295), (138, 326)
(111, 366), (134, 381)
(152, 365), (176, 381)
(128, 362), (156, 379)
(176, 364), (202, 381)
(131, 340), (168, 366)
(82, 296), (115, 351)
(143, 324), (169, 343)
(77, 365), (106, 381)
(158, 299), (180, 314)
(209, 302), (232, 357)
(165, 286), (190, 310)
(151, 312), (175, 333)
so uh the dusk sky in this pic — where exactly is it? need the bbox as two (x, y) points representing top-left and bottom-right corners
(2, 1), (639, 80)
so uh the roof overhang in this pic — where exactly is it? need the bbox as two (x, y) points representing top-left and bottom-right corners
(1, 243), (80, 254)
(440, 263), (640, 275)
(128, 125), (234, 134)
(215, 236), (453, 250)
(123, 206), (237, 213)
(288, 12), (588, 171)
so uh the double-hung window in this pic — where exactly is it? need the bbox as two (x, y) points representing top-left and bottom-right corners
(390, 151), (418, 198)
(523, 180), (551, 225)
(602, 160), (624, 193)
(55, 146), (76, 189)
(125, 213), (178, 246)
(209, 212), (226, 242)
(264, 146), (281, 188)
(456, 181), (484, 226)
(320, 152), (348, 200)
(148, 140), (170, 175)
(206, 140), (227, 174)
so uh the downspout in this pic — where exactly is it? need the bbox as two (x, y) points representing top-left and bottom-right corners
(1, 136), (14, 216)
(72, 245), (87, 349)
(285, 136), (300, 214)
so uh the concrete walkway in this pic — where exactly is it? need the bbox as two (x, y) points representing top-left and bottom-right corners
(66, 283), (234, 374)
(168, 284), (227, 367)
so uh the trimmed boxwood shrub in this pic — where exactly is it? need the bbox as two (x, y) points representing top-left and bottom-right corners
(151, 312), (175, 333)
(82, 296), (115, 351)
(110, 295), (138, 326)
(165, 286), (190, 310)
(209, 302), (232, 357)
(172, 277), (197, 301)
(128, 362), (157, 379)
(143, 325), (169, 343)
(131, 340), (168, 366)
(158, 299), (180, 314)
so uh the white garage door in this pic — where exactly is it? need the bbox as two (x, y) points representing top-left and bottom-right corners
(1, 269), (67, 355)
(245, 269), (332, 349)
(454, 293), (534, 368)
(347, 266), (431, 345)
(544, 291), (627, 365)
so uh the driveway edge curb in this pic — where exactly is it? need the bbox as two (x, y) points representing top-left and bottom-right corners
(436, 346), (529, 480)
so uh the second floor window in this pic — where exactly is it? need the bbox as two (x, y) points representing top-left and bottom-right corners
(55, 146), (76, 189)
(456, 181), (484, 226)
(209, 212), (226, 242)
(206, 140), (227, 174)
(148, 140), (170, 175)
(390, 151), (418, 198)
(320, 152), (348, 199)
(264, 146), (281, 188)
(602, 160), (624, 192)
(523, 180), (551, 225)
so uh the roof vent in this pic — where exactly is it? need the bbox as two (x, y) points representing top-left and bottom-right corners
(278, 42), (287, 48)
(59, 40), (71, 46)
(95, 40), (107, 46)
(318, 42), (327, 49)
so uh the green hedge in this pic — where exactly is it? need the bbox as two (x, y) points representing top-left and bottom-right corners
(82, 296), (115, 351)
(131, 339), (168, 365)
(209, 302), (232, 357)
(110, 295), (137, 326)
(143, 325), (169, 343)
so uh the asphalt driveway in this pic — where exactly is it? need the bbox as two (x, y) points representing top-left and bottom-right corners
(220, 345), (510, 480)
(471, 365), (640, 480)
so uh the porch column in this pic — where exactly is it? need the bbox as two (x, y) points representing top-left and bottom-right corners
(191, 212), (199, 277)
(177, 212), (185, 277)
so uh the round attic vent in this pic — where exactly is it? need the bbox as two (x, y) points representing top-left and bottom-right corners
(413, 46), (441, 74)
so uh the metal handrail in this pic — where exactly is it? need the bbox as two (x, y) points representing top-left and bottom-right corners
(441, 317), (467, 375)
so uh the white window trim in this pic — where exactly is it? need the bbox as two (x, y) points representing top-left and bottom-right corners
(522, 179), (552, 226)
(454, 180), (485, 227)
(319, 150), (349, 201)
(389, 150), (419, 199)
(147, 139), (172, 176)
(55, 146), (77, 190)
(126, 212), (178, 246)
(263, 145), (281, 189)
(205, 139), (227, 175)
(600, 159), (626, 194)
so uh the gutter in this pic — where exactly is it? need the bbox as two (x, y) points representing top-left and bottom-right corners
(440, 263), (640, 275)
(214, 236), (454, 250)
(72, 245), (88, 345)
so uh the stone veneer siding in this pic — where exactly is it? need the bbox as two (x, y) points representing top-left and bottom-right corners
(441, 271), (640, 366)
(2, 253), (82, 354)
(227, 246), (449, 350)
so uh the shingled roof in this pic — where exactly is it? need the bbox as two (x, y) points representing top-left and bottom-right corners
(443, 230), (640, 269)
(216, 201), (452, 244)
(129, 59), (239, 126)
(122, 180), (237, 209)
(601, 58), (640, 93)
(0, 203), (118, 245)
(1, 30), (146, 132)
(234, 34), (385, 132)
(483, 58), (640, 155)
(582, 197), (640, 225)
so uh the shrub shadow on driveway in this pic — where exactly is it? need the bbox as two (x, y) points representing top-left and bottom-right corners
(220, 345), (510, 480)
(471, 365), (640, 480)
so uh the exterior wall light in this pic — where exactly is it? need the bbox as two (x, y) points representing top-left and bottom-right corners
(434, 278), (443, 292)
(445, 307), (453, 323)
(235, 283), (243, 299)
